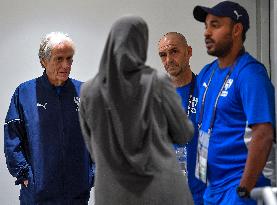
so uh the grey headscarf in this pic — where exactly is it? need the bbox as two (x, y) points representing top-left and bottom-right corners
(98, 16), (157, 176)
(80, 16), (194, 204)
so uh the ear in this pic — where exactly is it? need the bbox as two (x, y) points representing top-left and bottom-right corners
(41, 59), (47, 68)
(187, 46), (192, 58)
(233, 23), (243, 39)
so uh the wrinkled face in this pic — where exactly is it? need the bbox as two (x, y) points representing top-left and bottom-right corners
(158, 35), (191, 77)
(42, 42), (74, 86)
(204, 14), (234, 57)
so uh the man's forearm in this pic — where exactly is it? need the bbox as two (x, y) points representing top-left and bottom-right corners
(239, 123), (273, 192)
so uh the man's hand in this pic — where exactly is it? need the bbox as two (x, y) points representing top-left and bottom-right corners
(23, 180), (28, 187)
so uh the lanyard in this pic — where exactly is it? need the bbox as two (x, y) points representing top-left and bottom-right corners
(198, 62), (236, 134)
(187, 73), (196, 117)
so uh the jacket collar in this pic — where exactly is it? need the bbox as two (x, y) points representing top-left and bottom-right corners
(39, 70), (71, 92)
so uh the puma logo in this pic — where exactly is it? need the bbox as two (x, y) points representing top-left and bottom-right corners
(37, 102), (47, 110)
(234, 10), (242, 20)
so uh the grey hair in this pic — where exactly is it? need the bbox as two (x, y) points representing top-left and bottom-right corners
(38, 32), (75, 68)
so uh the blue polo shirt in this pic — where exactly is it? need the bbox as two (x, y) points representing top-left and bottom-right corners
(175, 74), (206, 204)
(196, 52), (275, 195)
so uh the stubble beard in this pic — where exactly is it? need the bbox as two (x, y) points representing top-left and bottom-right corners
(167, 64), (185, 78)
(207, 34), (233, 58)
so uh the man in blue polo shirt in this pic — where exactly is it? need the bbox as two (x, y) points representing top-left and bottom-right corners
(158, 32), (206, 205)
(193, 1), (275, 204)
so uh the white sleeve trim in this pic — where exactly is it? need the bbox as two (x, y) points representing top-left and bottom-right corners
(4, 119), (22, 126)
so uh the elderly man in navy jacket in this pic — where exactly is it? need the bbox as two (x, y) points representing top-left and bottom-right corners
(4, 32), (94, 205)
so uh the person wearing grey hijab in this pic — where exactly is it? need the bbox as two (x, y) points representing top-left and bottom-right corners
(79, 15), (194, 205)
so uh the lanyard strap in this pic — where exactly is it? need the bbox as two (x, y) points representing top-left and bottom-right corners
(198, 62), (236, 134)
(187, 73), (196, 117)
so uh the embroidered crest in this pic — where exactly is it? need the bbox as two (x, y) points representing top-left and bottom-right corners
(74, 97), (80, 111)
(221, 79), (233, 97)
(188, 97), (198, 114)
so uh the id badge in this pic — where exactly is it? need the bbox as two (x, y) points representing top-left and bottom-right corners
(195, 129), (211, 184)
(176, 147), (187, 176)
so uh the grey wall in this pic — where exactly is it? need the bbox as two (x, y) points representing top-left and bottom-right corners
(0, 0), (261, 204)
(270, 0), (277, 184)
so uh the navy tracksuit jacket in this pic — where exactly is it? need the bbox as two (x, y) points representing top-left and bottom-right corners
(4, 73), (94, 205)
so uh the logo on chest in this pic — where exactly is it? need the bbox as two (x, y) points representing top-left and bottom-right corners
(188, 96), (198, 114)
(74, 97), (80, 111)
(221, 79), (233, 97)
